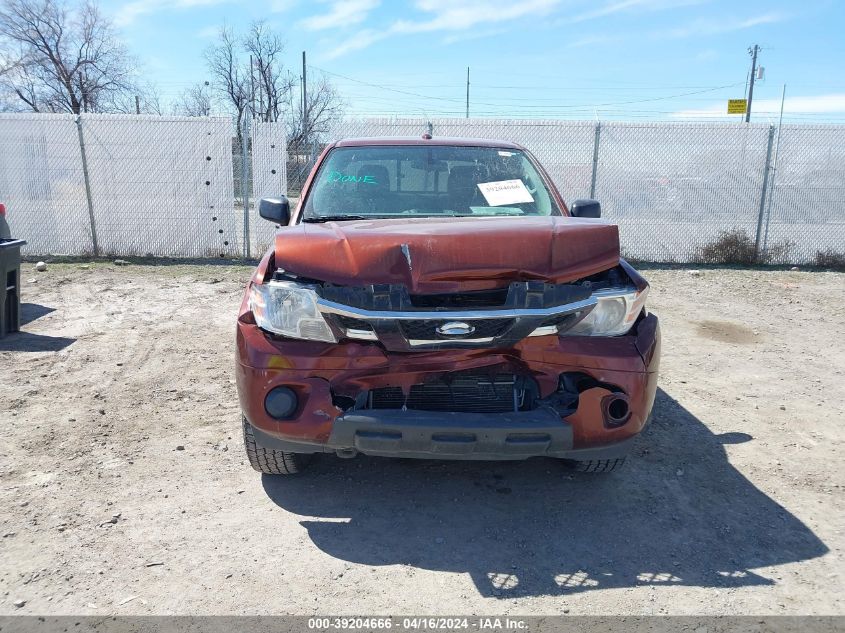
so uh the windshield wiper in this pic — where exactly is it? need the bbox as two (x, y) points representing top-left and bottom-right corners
(302, 215), (369, 223)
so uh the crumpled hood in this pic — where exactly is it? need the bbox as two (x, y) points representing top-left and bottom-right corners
(274, 216), (619, 293)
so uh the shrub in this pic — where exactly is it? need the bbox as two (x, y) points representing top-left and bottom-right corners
(814, 249), (845, 269)
(697, 229), (793, 265)
(697, 230), (758, 265)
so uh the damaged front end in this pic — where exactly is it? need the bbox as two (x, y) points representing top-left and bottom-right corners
(236, 253), (660, 462)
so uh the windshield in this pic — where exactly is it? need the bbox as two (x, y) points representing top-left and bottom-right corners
(302, 145), (561, 221)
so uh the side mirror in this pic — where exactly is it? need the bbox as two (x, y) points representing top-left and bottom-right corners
(569, 199), (601, 219)
(259, 197), (290, 225)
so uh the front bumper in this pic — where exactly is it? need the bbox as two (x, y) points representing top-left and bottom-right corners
(250, 409), (638, 461)
(236, 310), (661, 461)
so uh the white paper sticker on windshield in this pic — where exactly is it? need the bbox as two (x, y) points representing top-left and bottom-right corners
(477, 179), (534, 206)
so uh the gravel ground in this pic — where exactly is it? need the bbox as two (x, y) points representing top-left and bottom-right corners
(0, 261), (843, 616)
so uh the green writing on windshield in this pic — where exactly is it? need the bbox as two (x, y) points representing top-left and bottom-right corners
(327, 170), (377, 185)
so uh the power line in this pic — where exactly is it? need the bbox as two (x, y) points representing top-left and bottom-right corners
(314, 64), (747, 111)
(309, 65), (467, 104)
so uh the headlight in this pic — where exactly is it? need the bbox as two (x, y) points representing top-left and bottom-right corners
(249, 281), (336, 343)
(563, 287), (648, 337)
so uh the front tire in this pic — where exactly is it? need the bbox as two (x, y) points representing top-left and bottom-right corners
(242, 418), (312, 475)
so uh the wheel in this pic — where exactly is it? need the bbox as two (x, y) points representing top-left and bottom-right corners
(242, 417), (312, 475)
(565, 457), (626, 473)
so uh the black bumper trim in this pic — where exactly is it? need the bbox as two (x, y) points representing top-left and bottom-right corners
(249, 411), (637, 461)
(331, 409), (571, 459)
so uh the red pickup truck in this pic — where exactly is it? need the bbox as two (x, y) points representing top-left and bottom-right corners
(236, 137), (660, 475)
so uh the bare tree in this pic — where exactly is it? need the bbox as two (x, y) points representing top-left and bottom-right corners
(173, 82), (212, 117)
(286, 73), (344, 148)
(205, 25), (249, 134)
(243, 21), (295, 123)
(136, 87), (163, 115)
(108, 82), (163, 115)
(0, 0), (137, 113)
(205, 20), (342, 144)
(0, 46), (23, 77)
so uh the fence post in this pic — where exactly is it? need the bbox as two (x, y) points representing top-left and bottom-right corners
(762, 120), (785, 256)
(754, 125), (776, 261)
(75, 115), (99, 257)
(242, 117), (251, 259)
(589, 121), (601, 199)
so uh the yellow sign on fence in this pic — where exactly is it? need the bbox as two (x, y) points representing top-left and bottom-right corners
(727, 99), (748, 114)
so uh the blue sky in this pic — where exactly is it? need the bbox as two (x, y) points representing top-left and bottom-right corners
(99, 0), (845, 122)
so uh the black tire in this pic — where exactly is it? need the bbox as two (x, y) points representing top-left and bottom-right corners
(566, 457), (626, 473)
(242, 418), (312, 475)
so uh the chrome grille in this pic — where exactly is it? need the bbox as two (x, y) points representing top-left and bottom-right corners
(336, 315), (373, 331)
(399, 318), (513, 340)
(318, 285), (600, 352)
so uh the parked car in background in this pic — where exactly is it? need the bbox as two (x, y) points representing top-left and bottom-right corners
(236, 137), (661, 475)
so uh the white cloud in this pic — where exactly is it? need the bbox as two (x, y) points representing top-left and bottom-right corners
(568, 0), (702, 23)
(299, 0), (381, 31)
(566, 34), (617, 48)
(321, 0), (561, 59)
(557, 0), (706, 24)
(671, 94), (845, 119)
(114, 0), (230, 27)
(320, 29), (387, 58)
(196, 25), (219, 39)
(442, 27), (508, 45)
(660, 12), (786, 38)
(269, 0), (299, 11)
(694, 49), (718, 61)
(392, 0), (560, 33)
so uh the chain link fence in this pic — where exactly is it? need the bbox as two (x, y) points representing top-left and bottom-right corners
(0, 113), (90, 255)
(0, 113), (842, 265)
(762, 124), (845, 264)
(83, 114), (238, 258)
(249, 120), (288, 256)
(592, 121), (772, 263)
(0, 113), (240, 258)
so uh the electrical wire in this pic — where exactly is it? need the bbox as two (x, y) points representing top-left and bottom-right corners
(312, 64), (747, 111)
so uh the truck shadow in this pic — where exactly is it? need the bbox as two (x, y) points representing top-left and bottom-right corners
(261, 388), (828, 598)
(20, 302), (55, 326)
(0, 303), (75, 352)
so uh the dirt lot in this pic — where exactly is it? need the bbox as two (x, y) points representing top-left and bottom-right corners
(1, 262), (843, 615)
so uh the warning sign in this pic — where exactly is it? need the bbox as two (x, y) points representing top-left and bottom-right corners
(727, 99), (747, 114)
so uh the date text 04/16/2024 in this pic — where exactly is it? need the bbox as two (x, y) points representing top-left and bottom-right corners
(306, 617), (530, 630)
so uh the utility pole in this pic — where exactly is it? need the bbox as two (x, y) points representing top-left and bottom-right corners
(761, 83), (786, 255)
(241, 117), (250, 259)
(746, 44), (760, 123)
(249, 54), (256, 119)
(465, 66), (470, 119)
(258, 60), (265, 121)
(301, 51), (307, 138)
(75, 116), (99, 257)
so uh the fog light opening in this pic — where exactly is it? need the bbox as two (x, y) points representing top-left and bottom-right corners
(264, 386), (298, 420)
(603, 395), (631, 428)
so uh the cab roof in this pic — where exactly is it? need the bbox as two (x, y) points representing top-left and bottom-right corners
(333, 136), (526, 150)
